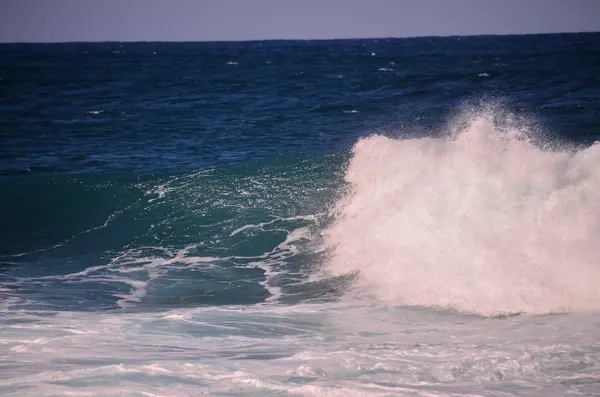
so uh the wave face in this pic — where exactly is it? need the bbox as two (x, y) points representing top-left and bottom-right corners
(326, 105), (600, 316)
(0, 153), (344, 311)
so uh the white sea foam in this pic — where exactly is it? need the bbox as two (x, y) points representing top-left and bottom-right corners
(325, 104), (600, 316)
(1, 303), (598, 396)
(229, 215), (318, 236)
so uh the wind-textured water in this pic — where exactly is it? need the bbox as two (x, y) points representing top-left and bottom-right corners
(1, 33), (600, 396)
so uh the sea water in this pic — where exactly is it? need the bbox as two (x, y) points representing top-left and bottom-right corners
(1, 34), (600, 396)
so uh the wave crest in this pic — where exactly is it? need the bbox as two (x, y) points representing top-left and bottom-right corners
(325, 106), (600, 316)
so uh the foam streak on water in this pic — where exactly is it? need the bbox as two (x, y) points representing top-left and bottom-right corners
(326, 107), (600, 316)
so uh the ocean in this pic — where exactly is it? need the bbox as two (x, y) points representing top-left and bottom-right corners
(1, 33), (599, 396)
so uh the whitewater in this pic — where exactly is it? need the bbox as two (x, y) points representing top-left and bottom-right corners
(326, 105), (600, 317)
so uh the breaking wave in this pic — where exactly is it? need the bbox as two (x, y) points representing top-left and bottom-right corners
(326, 105), (600, 316)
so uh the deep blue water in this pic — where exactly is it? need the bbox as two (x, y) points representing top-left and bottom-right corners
(1, 33), (600, 396)
(2, 34), (599, 177)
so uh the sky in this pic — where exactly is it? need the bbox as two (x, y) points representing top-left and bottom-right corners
(1, 0), (599, 43)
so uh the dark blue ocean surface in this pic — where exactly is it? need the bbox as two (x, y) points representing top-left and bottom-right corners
(2, 34), (599, 176)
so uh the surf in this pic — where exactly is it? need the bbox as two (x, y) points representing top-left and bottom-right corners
(325, 103), (600, 316)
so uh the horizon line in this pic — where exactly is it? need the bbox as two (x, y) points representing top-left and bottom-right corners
(1, 30), (599, 45)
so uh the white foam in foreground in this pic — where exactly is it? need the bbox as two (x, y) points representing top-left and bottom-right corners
(326, 107), (600, 316)
(1, 303), (599, 396)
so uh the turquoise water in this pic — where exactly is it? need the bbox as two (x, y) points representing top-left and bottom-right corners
(1, 34), (600, 396)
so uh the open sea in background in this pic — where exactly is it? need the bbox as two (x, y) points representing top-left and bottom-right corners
(1, 33), (600, 396)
